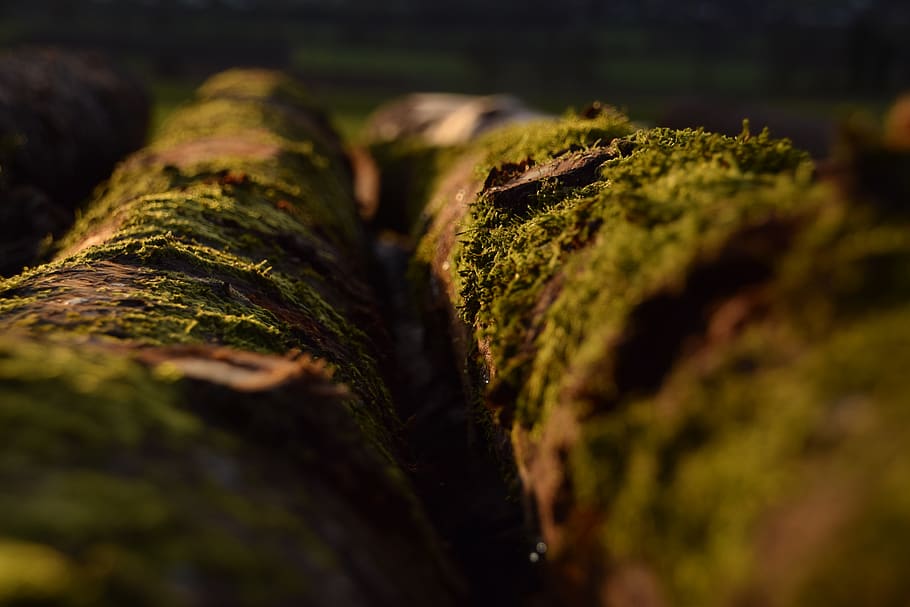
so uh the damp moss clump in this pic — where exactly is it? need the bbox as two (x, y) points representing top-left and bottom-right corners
(410, 105), (910, 605)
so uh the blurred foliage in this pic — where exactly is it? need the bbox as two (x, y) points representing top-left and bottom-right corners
(2, 0), (908, 137)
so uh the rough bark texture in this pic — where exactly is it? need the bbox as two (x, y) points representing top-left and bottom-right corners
(0, 70), (462, 606)
(0, 48), (150, 276)
(396, 105), (910, 606)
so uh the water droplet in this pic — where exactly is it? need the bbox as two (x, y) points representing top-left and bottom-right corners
(535, 541), (548, 554)
(529, 552), (540, 563)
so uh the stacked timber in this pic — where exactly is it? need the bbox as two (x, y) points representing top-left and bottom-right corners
(0, 70), (462, 606)
(377, 101), (910, 605)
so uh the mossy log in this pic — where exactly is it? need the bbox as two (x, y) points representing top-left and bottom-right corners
(396, 105), (910, 605)
(0, 48), (150, 276)
(0, 70), (462, 606)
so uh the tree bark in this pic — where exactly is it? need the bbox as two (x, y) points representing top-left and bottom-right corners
(395, 105), (910, 606)
(0, 70), (463, 606)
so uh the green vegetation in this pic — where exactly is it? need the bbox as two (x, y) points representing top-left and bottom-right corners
(1, 32), (905, 603)
(0, 70), (461, 606)
(460, 121), (809, 427)
(2, 68), (387, 433)
(405, 104), (910, 604)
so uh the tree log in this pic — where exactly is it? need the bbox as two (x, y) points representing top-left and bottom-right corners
(398, 105), (910, 605)
(0, 70), (462, 606)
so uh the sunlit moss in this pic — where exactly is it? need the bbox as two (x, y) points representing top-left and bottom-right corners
(0, 335), (340, 605)
(406, 104), (910, 604)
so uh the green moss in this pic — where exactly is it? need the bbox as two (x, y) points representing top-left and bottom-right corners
(70, 154), (359, 260)
(470, 108), (636, 179)
(0, 331), (463, 604)
(457, 123), (810, 427)
(410, 104), (910, 603)
(1, 70), (395, 450)
(95, 125), (360, 252)
(571, 299), (910, 606)
(155, 100), (333, 157)
(2, 225), (391, 444)
(0, 69), (463, 606)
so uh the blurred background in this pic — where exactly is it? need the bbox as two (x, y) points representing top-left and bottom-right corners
(2, 0), (908, 143)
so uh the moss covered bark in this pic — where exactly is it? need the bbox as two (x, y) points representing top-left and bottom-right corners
(403, 105), (910, 605)
(0, 70), (462, 606)
(0, 48), (149, 276)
